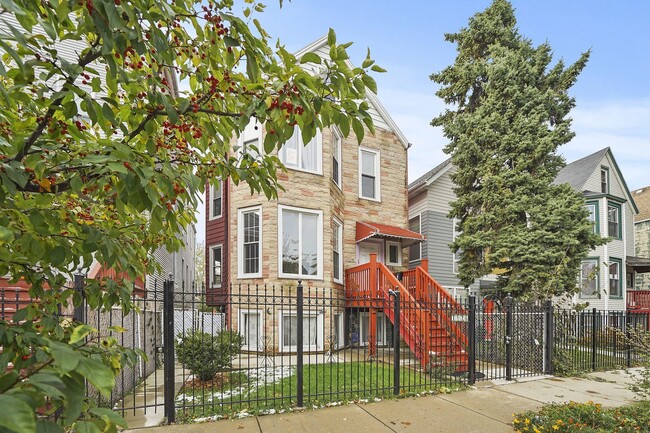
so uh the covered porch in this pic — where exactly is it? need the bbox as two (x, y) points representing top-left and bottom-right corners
(626, 256), (650, 312)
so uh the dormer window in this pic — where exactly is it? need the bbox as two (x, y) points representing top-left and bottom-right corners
(601, 167), (609, 194)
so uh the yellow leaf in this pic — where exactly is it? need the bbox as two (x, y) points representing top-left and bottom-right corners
(36, 178), (51, 192)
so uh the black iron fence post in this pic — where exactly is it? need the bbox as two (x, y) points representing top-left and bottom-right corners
(505, 295), (513, 381)
(544, 300), (554, 375)
(625, 317), (632, 368)
(591, 308), (597, 371)
(296, 280), (304, 408)
(73, 271), (86, 323)
(163, 278), (176, 423)
(390, 289), (400, 396)
(468, 295), (476, 385)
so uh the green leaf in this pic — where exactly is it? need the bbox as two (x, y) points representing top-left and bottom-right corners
(0, 394), (36, 433)
(361, 74), (377, 94)
(89, 408), (127, 427)
(107, 325), (126, 333)
(223, 36), (240, 48)
(36, 420), (64, 433)
(74, 421), (102, 433)
(0, 226), (14, 243)
(77, 358), (114, 397)
(48, 341), (81, 373)
(371, 65), (387, 73)
(351, 118), (365, 143)
(300, 52), (321, 65)
(69, 324), (95, 344)
(0, 371), (19, 392)
(327, 28), (336, 46)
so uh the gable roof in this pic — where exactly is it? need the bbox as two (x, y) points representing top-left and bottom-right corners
(554, 147), (638, 213)
(633, 186), (650, 222)
(408, 157), (452, 192)
(294, 36), (410, 150)
(553, 147), (610, 190)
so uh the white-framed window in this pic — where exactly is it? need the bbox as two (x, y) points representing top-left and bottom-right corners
(452, 217), (461, 274)
(209, 179), (222, 220)
(386, 241), (401, 266)
(359, 312), (386, 346)
(333, 218), (343, 283)
(408, 215), (421, 262)
(608, 203), (621, 239)
(332, 127), (342, 188)
(238, 206), (262, 278)
(359, 147), (380, 201)
(237, 119), (263, 160)
(210, 245), (223, 288)
(278, 126), (322, 174)
(586, 201), (599, 235)
(278, 205), (323, 279)
(601, 167), (609, 194)
(580, 258), (599, 298)
(609, 258), (622, 298)
(239, 309), (263, 351)
(279, 310), (324, 351)
(333, 313), (344, 349)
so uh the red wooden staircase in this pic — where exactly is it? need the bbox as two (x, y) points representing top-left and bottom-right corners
(345, 255), (468, 372)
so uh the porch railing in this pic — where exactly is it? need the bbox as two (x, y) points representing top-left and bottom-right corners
(346, 254), (431, 367)
(627, 290), (650, 311)
(402, 260), (468, 350)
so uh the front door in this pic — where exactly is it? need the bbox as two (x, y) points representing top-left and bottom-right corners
(357, 241), (382, 265)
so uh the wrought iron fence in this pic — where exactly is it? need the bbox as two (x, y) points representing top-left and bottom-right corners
(553, 308), (650, 374)
(2, 281), (650, 426)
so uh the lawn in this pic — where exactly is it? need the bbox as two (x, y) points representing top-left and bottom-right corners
(175, 361), (462, 422)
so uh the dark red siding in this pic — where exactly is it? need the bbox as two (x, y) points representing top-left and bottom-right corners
(205, 178), (229, 306)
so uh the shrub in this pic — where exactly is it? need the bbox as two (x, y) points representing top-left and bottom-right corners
(176, 330), (244, 381)
(513, 401), (650, 432)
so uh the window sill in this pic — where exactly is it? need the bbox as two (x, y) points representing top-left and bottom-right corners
(278, 273), (323, 281)
(284, 166), (323, 176)
(359, 195), (381, 202)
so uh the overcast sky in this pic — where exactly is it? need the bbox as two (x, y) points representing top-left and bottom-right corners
(196, 1), (650, 243)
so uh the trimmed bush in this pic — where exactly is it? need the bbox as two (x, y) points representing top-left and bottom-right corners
(176, 330), (244, 381)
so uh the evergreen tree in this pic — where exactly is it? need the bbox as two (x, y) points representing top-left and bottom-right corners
(431, 0), (604, 300)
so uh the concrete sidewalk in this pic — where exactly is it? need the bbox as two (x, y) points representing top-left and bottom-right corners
(123, 369), (642, 433)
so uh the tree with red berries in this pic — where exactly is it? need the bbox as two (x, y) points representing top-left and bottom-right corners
(0, 0), (381, 431)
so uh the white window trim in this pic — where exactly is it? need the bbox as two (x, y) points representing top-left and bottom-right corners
(359, 312), (387, 346)
(209, 244), (223, 288)
(334, 312), (345, 349)
(358, 147), (381, 201)
(332, 127), (342, 190)
(278, 127), (323, 175)
(385, 241), (402, 266)
(579, 258), (600, 299)
(208, 180), (223, 221)
(237, 206), (262, 279)
(452, 217), (461, 275)
(279, 310), (324, 352)
(238, 309), (263, 352)
(408, 214), (422, 263)
(333, 217), (343, 284)
(236, 119), (264, 160)
(278, 205), (323, 280)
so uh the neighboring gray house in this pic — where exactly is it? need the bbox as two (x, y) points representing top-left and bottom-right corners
(553, 147), (637, 310)
(407, 159), (496, 301)
(408, 147), (637, 309)
(145, 224), (197, 302)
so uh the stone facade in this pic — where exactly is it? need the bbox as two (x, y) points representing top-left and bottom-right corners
(228, 126), (408, 290)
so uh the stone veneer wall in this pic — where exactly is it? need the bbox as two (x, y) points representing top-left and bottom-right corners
(227, 125), (409, 345)
(636, 220), (650, 290)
